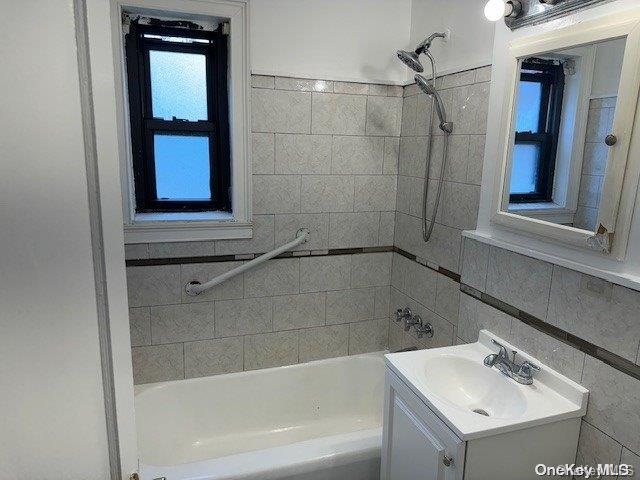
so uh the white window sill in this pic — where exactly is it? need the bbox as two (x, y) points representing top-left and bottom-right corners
(508, 202), (576, 224)
(124, 211), (252, 244)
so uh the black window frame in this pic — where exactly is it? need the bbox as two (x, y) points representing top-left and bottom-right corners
(510, 60), (565, 204)
(125, 21), (231, 213)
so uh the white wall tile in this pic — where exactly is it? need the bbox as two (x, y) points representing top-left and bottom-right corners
(244, 331), (298, 370)
(184, 337), (243, 378)
(243, 258), (299, 298)
(150, 302), (215, 344)
(351, 252), (392, 288)
(354, 175), (397, 212)
(129, 307), (151, 347)
(486, 247), (552, 319)
(547, 266), (640, 362)
(253, 175), (301, 214)
(132, 344), (183, 384)
(300, 175), (354, 213)
(272, 293), (326, 331)
(274, 77), (333, 92)
(214, 297), (273, 338)
(334, 81), (369, 95)
(383, 137), (400, 174)
(326, 288), (376, 324)
(349, 319), (388, 354)
(331, 136), (384, 174)
(311, 93), (366, 135)
(252, 88), (311, 133)
(300, 255), (351, 292)
(328, 212), (380, 248)
(299, 325), (349, 362)
(126, 265), (181, 307)
(582, 355), (640, 454)
(275, 134), (332, 174)
(252, 132), (275, 174)
(366, 96), (402, 136)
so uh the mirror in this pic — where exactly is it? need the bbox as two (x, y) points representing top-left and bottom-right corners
(502, 37), (626, 233)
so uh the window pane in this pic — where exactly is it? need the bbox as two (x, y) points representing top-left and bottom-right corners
(149, 50), (208, 121)
(154, 134), (211, 200)
(516, 81), (542, 133)
(510, 143), (541, 195)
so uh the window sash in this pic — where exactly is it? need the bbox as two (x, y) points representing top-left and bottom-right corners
(510, 61), (565, 204)
(125, 22), (231, 213)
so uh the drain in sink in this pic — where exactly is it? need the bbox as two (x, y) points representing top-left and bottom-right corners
(472, 408), (490, 417)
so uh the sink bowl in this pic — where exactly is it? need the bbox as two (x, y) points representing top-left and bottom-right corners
(384, 330), (589, 440)
(422, 355), (527, 419)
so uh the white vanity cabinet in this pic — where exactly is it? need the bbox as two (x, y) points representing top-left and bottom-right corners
(381, 332), (588, 480)
(382, 370), (465, 480)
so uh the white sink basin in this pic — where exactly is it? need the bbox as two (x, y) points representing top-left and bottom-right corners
(385, 330), (588, 440)
(422, 355), (527, 419)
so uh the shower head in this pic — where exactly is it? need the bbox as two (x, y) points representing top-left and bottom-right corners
(396, 50), (424, 73)
(415, 74), (453, 134)
(396, 32), (447, 73)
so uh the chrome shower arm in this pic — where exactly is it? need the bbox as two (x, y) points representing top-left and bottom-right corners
(415, 32), (447, 53)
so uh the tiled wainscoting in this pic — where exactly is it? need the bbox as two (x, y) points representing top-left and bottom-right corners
(127, 251), (392, 384)
(457, 237), (640, 473)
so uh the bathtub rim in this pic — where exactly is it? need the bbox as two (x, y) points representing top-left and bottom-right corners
(139, 426), (382, 480)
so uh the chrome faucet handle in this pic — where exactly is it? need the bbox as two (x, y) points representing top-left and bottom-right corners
(415, 317), (434, 339)
(519, 361), (540, 375)
(404, 314), (420, 332)
(491, 339), (509, 359)
(395, 307), (412, 323)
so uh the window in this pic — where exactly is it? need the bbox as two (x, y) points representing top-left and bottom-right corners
(510, 60), (565, 203)
(125, 21), (231, 213)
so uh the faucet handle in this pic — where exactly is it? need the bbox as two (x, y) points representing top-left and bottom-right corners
(395, 307), (412, 322)
(491, 339), (509, 359)
(519, 361), (540, 375)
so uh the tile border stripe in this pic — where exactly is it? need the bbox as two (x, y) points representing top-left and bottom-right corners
(126, 245), (395, 267)
(460, 283), (640, 381)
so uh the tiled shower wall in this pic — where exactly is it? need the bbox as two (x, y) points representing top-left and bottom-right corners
(125, 75), (403, 384)
(388, 66), (490, 353)
(574, 96), (616, 230)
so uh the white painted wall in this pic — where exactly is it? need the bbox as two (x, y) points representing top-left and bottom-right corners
(474, 0), (640, 289)
(409, 0), (495, 81)
(250, 0), (413, 84)
(249, 0), (495, 85)
(0, 1), (111, 479)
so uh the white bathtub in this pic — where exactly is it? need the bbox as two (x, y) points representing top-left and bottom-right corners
(135, 352), (385, 480)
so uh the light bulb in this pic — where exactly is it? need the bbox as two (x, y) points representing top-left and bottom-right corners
(484, 0), (508, 21)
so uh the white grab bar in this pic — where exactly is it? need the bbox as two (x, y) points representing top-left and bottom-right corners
(184, 228), (310, 296)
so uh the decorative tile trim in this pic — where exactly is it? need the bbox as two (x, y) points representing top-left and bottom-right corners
(461, 283), (640, 382)
(392, 246), (462, 283)
(126, 245), (395, 267)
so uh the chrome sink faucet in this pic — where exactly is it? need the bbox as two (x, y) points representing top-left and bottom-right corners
(483, 339), (540, 385)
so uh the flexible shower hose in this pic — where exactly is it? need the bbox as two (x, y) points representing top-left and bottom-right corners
(421, 51), (452, 242)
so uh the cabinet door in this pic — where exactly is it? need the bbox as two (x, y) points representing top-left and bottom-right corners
(382, 370), (465, 480)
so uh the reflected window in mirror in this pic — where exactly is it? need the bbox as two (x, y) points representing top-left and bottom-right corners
(511, 60), (565, 203)
(505, 37), (625, 232)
